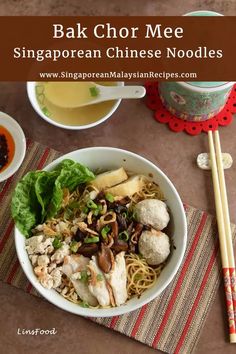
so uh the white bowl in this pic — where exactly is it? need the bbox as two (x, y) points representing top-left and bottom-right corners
(0, 112), (26, 182)
(26, 82), (124, 130)
(14, 147), (187, 317)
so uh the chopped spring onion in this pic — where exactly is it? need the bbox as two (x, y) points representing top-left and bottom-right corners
(101, 225), (111, 239)
(84, 235), (100, 244)
(52, 237), (62, 249)
(82, 206), (89, 214)
(96, 274), (103, 281)
(42, 106), (51, 117)
(128, 209), (137, 220)
(93, 209), (99, 216)
(87, 199), (98, 210)
(80, 270), (89, 283)
(89, 86), (99, 97)
(36, 84), (44, 95)
(70, 240), (80, 253)
(105, 193), (114, 203)
(122, 211), (128, 219)
(98, 204), (103, 211)
(93, 204), (103, 216)
(80, 301), (89, 308)
(118, 231), (129, 241)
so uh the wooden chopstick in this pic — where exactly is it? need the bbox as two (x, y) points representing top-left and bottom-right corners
(208, 130), (236, 343)
(214, 130), (236, 333)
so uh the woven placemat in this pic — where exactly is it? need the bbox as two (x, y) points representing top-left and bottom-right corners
(0, 139), (235, 354)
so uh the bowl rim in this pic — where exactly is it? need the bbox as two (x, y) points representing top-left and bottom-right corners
(0, 112), (26, 182)
(176, 81), (234, 93)
(26, 82), (124, 130)
(14, 146), (187, 317)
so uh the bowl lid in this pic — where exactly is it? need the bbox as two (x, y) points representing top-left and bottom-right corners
(186, 81), (228, 89)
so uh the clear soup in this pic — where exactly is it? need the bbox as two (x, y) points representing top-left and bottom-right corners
(35, 82), (117, 126)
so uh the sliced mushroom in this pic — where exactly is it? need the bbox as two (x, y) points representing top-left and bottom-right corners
(114, 204), (127, 214)
(116, 214), (127, 231)
(111, 240), (129, 253)
(130, 223), (143, 244)
(105, 234), (114, 248)
(118, 196), (131, 205)
(97, 244), (114, 273)
(111, 221), (118, 239)
(127, 221), (134, 236)
(77, 244), (99, 258)
(74, 229), (86, 242)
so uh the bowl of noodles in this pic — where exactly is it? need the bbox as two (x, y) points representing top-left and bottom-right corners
(13, 147), (187, 317)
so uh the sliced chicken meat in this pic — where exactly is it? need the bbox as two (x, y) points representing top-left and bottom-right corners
(88, 256), (111, 307)
(62, 255), (98, 307)
(105, 252), (128, 306)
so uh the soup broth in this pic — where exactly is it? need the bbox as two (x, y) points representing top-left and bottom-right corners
(36, 82), (117, 126)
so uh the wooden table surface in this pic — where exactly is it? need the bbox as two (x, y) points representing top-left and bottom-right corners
(0, 1), (236, 353)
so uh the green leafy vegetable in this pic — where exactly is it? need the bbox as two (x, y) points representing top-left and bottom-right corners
(52, 236), (62, 249)
(35, 171), (58, 221)
(11, 159), (95, 237)
(48, 160), (95, 218)
(11, 171), (42, 238)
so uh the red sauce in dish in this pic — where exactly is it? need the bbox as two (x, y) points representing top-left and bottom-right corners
(0, 126), (15, 172)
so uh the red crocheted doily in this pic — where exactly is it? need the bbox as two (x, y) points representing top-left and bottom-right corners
(145, 82), (236, 136)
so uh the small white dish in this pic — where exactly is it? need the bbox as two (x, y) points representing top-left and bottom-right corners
(27, 81), (124, 130)
(0, 112), (26, 182)
(15, 147), (187, 317)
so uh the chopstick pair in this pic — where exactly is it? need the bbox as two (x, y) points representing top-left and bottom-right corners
(208, 130), (236, 343)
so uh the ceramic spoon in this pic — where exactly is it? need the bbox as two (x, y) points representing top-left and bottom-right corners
(44, 82), (146, 109)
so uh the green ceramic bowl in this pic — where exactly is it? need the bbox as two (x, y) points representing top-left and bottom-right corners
(159, 11), (234, 121)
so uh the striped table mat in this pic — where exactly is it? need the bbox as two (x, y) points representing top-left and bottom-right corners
(0, 139), (235, 354)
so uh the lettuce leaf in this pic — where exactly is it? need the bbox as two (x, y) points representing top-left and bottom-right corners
(11, 159), (95, 236)
(35, 170), (58, 221)
(11, 171), (42, 237)
(47, 160), (95, 218)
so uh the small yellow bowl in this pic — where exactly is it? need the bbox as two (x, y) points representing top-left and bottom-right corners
(27, 82), (124, 130)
